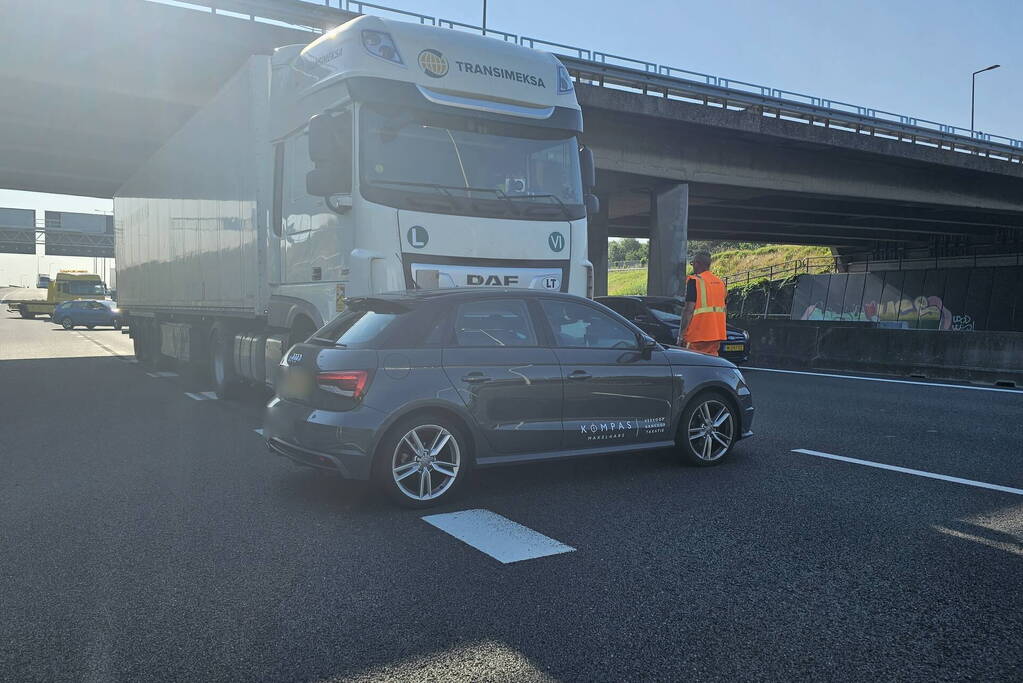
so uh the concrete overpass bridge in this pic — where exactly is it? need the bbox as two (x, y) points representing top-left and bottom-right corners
(3, 0), (1022, 295)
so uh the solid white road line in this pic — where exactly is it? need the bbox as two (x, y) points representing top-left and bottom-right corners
(745, 367), (1023, 394)
(199, 391), (218, 400)
(422, 509), (575, 564)
(792, 449), (1023, 497)
(184, 392), (207, 401)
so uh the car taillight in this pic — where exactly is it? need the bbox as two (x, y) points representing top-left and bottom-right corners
(316, 370), (370, 399)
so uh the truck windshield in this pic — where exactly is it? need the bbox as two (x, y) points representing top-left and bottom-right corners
(360, 105), (584, 221)
(64, 282), (106, 296)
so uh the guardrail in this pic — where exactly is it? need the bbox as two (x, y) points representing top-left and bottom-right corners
(143, 0), (1023, 164)
(608, 260), (646, 271)
(723, 255), (839, 287)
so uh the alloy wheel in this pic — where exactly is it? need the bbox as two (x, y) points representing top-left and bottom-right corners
(687, 399), (734, 461)
(391, 424), (461, 501)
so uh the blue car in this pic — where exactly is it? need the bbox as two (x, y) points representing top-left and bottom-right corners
(52, 300), (123, 330)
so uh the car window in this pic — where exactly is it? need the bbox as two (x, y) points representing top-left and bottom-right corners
(454, 299), (536, 347)
(541, 299), (639, 349)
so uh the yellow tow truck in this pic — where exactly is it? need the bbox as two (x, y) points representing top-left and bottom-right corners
(6, 271), (109, 319)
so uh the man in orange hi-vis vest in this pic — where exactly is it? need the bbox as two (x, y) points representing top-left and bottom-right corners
(677, 250), (727, 355)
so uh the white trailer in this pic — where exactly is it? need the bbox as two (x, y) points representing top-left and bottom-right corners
(116, 15), (596, 396)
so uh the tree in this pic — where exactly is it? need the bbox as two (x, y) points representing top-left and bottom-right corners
(608, 238), (647, 263)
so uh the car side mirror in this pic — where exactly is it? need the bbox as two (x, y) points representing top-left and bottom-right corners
(639, 335), (658, 359)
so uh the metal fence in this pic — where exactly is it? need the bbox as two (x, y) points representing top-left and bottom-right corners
(608, 260), (645, 271)
(152, 0), (1023, 164)
(722, 256), (839, 287)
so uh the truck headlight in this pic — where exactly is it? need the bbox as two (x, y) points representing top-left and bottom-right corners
(361, 30), (403, 65)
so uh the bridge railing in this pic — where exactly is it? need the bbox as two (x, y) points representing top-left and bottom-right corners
(149, 0), (1023, 164)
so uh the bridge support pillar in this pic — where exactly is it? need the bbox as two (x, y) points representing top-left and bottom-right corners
(587, 194), (609, 297)
(648, 183), (688, 298)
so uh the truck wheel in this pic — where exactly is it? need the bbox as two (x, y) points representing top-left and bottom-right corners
(61, 317), (74, 330)
(209, 327), (242, 400)
(19, 305), (35, 319)
(132, 322), (149, 363)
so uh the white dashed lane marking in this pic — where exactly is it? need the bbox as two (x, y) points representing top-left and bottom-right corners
(422, 509), (575, 564)
(253, 428), (264, 436)
(793, 449), (1023, 497)
(185, 391), (219, 401)
(146, 371), (178, 378)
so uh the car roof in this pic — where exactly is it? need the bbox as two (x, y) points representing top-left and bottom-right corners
(349, 288), (590, 304)
(596, 295), (680, 303)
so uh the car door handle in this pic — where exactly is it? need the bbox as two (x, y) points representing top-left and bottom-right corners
(567, 370), (592, 380)
(461, 372), (492, 384)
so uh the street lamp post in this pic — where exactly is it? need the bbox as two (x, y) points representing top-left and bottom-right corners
(971, 64), (1000, 136)
(482, 0), (487, 35)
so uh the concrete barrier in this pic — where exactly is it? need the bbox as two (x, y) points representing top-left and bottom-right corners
(743, 319), (1023, 386)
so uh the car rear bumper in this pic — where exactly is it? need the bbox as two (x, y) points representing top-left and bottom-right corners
(262, 397), (388, 480)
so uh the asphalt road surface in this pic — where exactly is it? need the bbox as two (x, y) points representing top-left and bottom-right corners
(2, 311), (1021, 682)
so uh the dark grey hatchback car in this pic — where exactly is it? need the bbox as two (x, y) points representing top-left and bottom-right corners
(264, 289), (754, 507)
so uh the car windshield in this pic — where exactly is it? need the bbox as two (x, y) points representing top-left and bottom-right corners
(65, 281), (105, 296)
(647, 300), (683, 323)
(360, 105), (583, 220)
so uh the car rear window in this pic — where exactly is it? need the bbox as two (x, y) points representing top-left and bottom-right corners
(312, 300), (413, 348)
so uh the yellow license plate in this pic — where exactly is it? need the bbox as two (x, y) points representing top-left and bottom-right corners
(724, 344), (745, 352)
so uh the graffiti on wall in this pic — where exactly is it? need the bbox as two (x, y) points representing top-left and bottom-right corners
(790, 266), (1023, 332)
(800, 295), (954, 330)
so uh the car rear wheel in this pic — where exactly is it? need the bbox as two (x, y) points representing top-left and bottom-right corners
(677, 392), (737, 466)
(374, 414), (471, 508)
(112, 318), (122, 330)
(60, 317), (74, 330)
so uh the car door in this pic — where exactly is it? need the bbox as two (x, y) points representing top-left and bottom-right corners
(68, 301), (87, 324)
(538, 297), (674, 450)
(442, 297), (564, 456)
(84, 301), (105, 324)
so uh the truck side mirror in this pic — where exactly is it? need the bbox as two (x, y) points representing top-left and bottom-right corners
(306, 164), (352, 198)
(579, 145), (596, 191)
(308, 113), (351, 164)
(585, 194), (600, 215)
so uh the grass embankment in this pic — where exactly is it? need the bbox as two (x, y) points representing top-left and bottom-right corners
(607, 245), (832, 296)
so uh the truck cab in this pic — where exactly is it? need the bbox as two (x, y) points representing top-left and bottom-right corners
(7, 271), (108, 319)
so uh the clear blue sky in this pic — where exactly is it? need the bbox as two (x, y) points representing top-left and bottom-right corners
(425, 0), (1020, 138)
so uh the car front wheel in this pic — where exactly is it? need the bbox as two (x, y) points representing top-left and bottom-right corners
(60, 318), (74, 330)
(677, 392), (737, 466)
(374, 414), (470, 508)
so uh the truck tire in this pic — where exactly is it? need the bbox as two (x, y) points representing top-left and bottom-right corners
(19, 305), (35, 320)
(132, 322), (148, 362)
(209, 326), (242, 400)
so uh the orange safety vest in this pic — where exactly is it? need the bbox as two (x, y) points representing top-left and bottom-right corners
(686, 271), (727, 342)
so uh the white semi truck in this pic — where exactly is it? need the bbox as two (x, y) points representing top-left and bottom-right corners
(116, 15), (596, 396)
